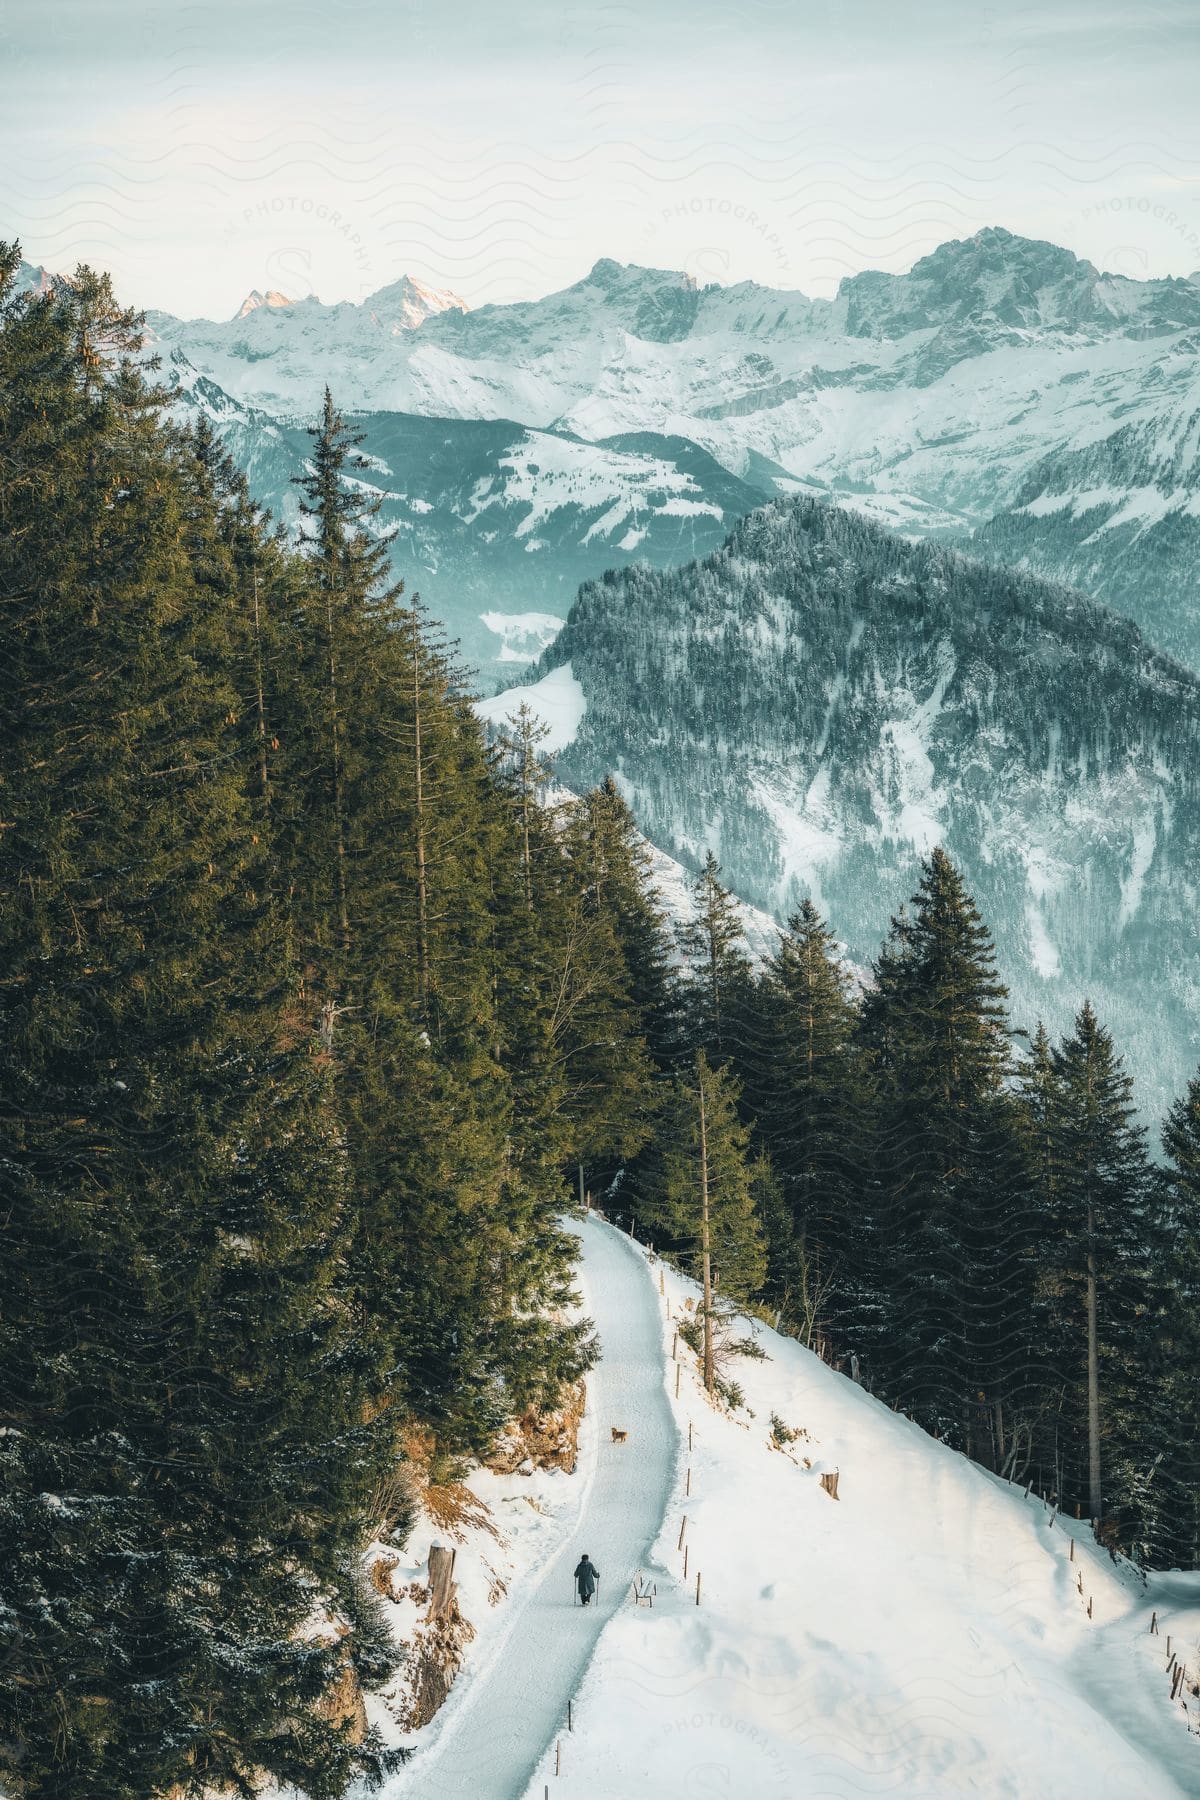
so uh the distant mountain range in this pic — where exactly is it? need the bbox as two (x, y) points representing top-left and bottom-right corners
(20, 227), (1200, 676)
(510, 496), (1200, 1119)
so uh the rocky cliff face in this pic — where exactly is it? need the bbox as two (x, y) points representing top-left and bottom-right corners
(537, 497), (1200, 1118)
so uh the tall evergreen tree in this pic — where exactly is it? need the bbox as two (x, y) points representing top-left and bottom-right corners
(1155, 1076), (1200, 1565)
(741, 900), (867, 1348)
(1044, 1004), (1153, 1524)
(642, 1054), (767, 1392)
(676, 850), (751, 1063)
(859, 849), (1029, 1457)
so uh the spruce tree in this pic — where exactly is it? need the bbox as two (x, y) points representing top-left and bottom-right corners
(1047, 1003), (1152, 1525)
(859, 849), (1028, 1456)
(742, 901), (867, 1350)
(1156, 1076), (1200, 1565)
(676, 850), (751, 1063)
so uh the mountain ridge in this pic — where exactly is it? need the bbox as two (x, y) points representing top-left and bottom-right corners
(81, 227), (1200, 664)
(529, 493), (1200, 1118)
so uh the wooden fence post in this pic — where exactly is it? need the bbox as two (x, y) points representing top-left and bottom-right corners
(686, 1465), (692, 1497)
(675, 1363), (681, 1398)
(678, 1515), (687, 1550)
(696, 1571), (702, 1606)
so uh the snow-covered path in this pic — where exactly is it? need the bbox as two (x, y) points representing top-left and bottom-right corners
(382, 1216), (677, 1800)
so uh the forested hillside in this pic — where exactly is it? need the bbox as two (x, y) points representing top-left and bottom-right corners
(539, 496), (1200, 1121)
(0, 250), (665, 1799)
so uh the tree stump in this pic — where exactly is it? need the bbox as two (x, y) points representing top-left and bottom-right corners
(427, 1543), (458, 1621)
(819, 1470), (840, 1501)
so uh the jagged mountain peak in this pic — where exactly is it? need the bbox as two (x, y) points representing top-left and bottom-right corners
(233, 287), (295, 320)
(568, 257), (701, 341)
(364, 273), (468, 329)
(16, 259), (65, 297)
(583, 256), (696, 293)
(836, 224), (1198, 339)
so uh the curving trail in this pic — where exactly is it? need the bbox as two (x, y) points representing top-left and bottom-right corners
(382, 1216), (677, 1800)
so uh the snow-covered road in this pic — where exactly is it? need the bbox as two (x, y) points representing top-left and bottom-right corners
(382, 1215), (677, 1800)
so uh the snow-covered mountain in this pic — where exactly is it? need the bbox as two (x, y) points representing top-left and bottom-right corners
(118, 230), (1200, 664)
(233, 287), (295, 319)
(522, 496), (1200, 1119)
(171, 351), (773, 679)
(973, 400), (1200, 666)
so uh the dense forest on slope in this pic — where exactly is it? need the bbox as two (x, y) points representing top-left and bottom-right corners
(636, 848), (1200, 1576)
(0, 251), (664, 1799)
(540, 496), (1200, 1121)
(3, 249), (1199, 1800)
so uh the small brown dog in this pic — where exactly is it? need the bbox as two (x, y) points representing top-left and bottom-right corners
(610, 1427), (628, 1444)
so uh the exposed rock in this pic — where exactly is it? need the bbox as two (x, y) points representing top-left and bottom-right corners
(484, 1379), (586, 1476)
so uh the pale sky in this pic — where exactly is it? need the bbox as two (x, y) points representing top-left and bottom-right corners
(5, 1), (1200, 319)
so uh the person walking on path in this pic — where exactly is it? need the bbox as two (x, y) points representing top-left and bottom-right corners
(573, 1554), (599, 1607)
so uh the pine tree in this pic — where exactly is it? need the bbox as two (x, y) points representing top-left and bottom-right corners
(1155, 1076), (1200, 1565)
(859, 849), (1028, 1456)
(289, 385), (404, 1013)
(741, 900), (867, 1350)
(677, 851), (751, 1063)
(643, 1053), (767, 1392)
(0, 253), (397, 1798)
(1047, 1003), (1152, 1525)
(575, 778), (683, 1072)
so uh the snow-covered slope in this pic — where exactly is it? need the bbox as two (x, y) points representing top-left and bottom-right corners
(974, 398), (1200, 666)
(373, 1218), (677, 1798)
(524, 1237), (1200, 1799)
(536, 496), (1200, 1119)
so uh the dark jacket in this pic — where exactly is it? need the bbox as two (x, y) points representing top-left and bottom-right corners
(574, 1556), (598, 1597)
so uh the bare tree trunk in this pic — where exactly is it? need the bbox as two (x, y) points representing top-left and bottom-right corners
(698, 1057), (714, 1395)
(324, 582), (350, 957)
(521, 733), (533, 906)
(1086, 1204), (1102, 1521)
(412, 610), (429, 1011)
(253, 568), (271, 802)
(426, 1544), (457, 1621)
